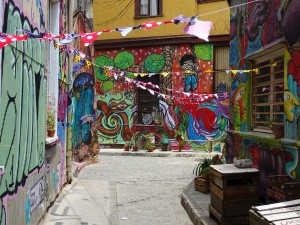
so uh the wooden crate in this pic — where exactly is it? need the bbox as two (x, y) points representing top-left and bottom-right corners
(194, 176), (210, 193)
(209, 164), (260, 224)
(267, 175), (300, 203)
(209, 204), (250, 225)
(249, 199), (300, 225)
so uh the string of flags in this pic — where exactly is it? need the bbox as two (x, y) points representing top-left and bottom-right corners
(0, 15), (212, 49)
(66, 41), (279, 78)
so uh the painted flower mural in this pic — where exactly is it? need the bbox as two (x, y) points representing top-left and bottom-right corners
(189, 100), (228, 142)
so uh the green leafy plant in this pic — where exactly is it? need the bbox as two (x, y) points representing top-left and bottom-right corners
(132, 131), (140, 147)
(47, 96), (56, 131)
(193, 155), (223, 177)
(124, 141), (133, 151)
(142, 133), (155, 151)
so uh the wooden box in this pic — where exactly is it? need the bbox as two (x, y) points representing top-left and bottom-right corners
(194, 176), (210, 193)
(267, 175), (300, 203)
(249, 199), (300, 225)
(209, 164), (260, 224)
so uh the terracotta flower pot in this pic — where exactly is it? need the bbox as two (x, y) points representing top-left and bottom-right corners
(133, 146), (139, 151)
(47, 130), (55, 137)
(272, 126), (284, 139)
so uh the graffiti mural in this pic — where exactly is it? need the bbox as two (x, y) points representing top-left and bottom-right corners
(0, 0), (47, 224)
(95, 43), (229, 148)
(71, 72), (96, 161)
(229, 0), (300, 180)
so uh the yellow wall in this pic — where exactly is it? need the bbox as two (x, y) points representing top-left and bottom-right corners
(93, 0), (229, 40)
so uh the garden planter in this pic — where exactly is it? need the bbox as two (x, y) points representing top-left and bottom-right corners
(47, 130), (55, 137)
(132, 146), (139, 151)
(272, 126), (284, 139)
(194, 176), (210, 193)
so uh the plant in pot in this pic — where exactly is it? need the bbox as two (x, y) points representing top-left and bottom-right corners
(142, 134), (156, 152)
(47, 96), (56, 137)
(265, 120), (284, 139)
(175, 130), (186, 151)
(132, 131), (140, 151)
(124, 141), (132, 151)
(193, 155), (222, 193)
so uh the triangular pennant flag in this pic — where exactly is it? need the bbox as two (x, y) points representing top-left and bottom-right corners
(183, 19), (212, 41)
(142, 21), (162, 30)
(80, 32), (102, 46)
(149, 89), (155, 95)
(0, 35), (13, 48)
(117, 27), (133, 37)
(173, 15), (190, 24)
(59, 33), (79, 45)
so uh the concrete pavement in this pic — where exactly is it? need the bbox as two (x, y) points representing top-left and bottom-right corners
(41, 148), (220, 225)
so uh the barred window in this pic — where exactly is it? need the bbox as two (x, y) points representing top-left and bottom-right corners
(252, 51), (284, 132)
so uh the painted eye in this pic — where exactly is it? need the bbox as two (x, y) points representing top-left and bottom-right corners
(284, 93), (290, 100)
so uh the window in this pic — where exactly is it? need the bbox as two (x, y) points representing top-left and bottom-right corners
(47, 0), (59, 139)
(135, 0), (162, 18)
(137, 75), (160, 125)
(252, 51), (284, 132)
(197, 0), (222, 3)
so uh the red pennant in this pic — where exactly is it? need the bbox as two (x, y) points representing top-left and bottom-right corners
(80, 32), (102, 46)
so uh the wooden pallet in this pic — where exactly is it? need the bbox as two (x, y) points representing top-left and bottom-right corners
(267, 175), (300, 202)
(249, 199), (300, 225)
(209, 204), (250, 225)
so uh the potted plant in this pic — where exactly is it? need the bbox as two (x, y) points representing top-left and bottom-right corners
(132, 131), (140, 151)
(265, 120), (284, 139)
(47, 96), (56, 137)
(142, 133), (156, 152)
(193, 155), (222, 193)
(175, 130), (186, 151)
(124, 141), (132, 151)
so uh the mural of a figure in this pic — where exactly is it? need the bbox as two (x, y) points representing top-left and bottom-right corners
(179, 54), (199, 92)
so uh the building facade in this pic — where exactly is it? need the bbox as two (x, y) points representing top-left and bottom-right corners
(0, 0), (73, 224)
(93, 0), (230, 152)
(228, 0), (300, 196)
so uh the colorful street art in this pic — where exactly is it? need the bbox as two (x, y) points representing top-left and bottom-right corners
(0, 0), (69, 224)
(229, 0), (300, 182)
(95, 44), (229, 149)
(0, 1), (47, 224)
(70, 10), (99, 162)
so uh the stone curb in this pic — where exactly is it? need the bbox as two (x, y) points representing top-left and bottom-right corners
(99, 149), (218, 158)
(181, 181), (217, 225)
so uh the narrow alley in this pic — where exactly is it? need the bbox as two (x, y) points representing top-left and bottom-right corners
(41, 154), (199, 225)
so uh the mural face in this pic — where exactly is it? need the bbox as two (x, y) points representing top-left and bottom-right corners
(95, 44), (229, 149)
(229, 0), (300, 180)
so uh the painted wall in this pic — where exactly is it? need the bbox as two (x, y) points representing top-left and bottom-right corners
(0, 0), (69, 224)
(229, 0), (300, 188)
(71, 11), (99, 162)
(93, 0), (229, 40)
(95, 43), (229, 151)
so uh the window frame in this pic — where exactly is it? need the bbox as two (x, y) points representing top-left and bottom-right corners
(251, 49), (284, 133)
(135, 0), (163, 18)
(136, 74), (161, 125)
(47, 0), (59, 139)
(197, 0), (223, 4)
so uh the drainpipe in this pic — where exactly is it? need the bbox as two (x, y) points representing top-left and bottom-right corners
(66, 0), (74, 183)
